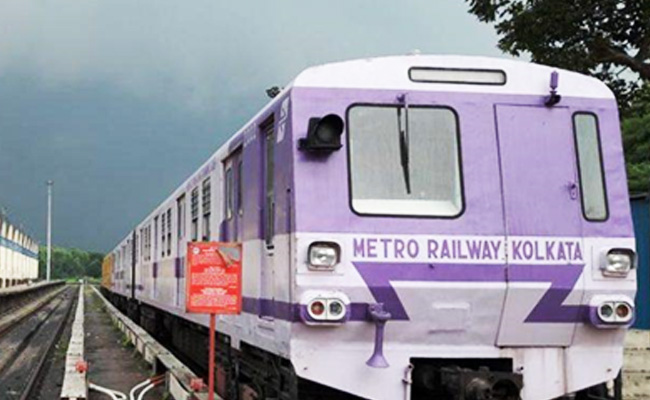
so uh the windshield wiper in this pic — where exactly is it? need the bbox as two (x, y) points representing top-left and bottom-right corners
(397, 105), (411, 195)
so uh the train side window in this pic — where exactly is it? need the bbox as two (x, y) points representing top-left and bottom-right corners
(140, 228), (144, 263)
(202, 178), (212, 241)
(237, 160), (243, 216)
(166, 208), (172, 255)
(154, 216), (159, 260)
(191, 188), (199, 241)
(148, 225), (152, 260)
(161, 212), (166, 258)
(177, 195), (186, 241)
(263, 118), (275, 248)
(573, 113), (608, 221)
(225, 168), (233, 220)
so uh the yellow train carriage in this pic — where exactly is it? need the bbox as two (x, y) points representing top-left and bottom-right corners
(101, 253), (114, 289)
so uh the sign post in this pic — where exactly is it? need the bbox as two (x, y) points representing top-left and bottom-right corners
(186, 242), (242, 400)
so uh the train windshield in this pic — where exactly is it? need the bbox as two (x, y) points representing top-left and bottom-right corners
(348, 105), (463, 217)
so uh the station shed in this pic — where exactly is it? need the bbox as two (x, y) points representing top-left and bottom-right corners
(631, 194), (650, 330)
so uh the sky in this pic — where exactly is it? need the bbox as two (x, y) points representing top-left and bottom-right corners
(0, 0), (505, 252)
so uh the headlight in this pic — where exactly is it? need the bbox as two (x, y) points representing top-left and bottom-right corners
(590, 296), (635, 328)
(308, 242), (340, 270)
(602, 249), (635, 277)
(615, 302), (634, 323)
(301, 291), (350, 324)
(306, 298), (347, 322)
(597, 303), (615, 322)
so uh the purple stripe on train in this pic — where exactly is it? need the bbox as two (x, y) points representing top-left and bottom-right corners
(241, 297), (369, 322)
(352, 262), (587, 323)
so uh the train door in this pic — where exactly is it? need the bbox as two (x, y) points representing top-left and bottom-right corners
(495, 105), (585, 346)
(222, 148), (243, 242)
(260, 118), (275, 319)
(136, 229), (143, 295)
(131, 233), (137, 299)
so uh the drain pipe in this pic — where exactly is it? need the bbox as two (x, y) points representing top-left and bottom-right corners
(366, 303), (391, 368)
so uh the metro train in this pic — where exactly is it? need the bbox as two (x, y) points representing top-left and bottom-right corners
(0, 213), (39, 288)
(102, 55), (636, 400)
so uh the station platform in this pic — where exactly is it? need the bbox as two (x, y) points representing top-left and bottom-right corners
(623, 330), (650, 399)
(0, 280), (64, 297)
(60, 285), (214, 400)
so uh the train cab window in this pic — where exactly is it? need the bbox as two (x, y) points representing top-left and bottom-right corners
(202, 178), (211, 241)
(191, 188), (199, 241)
(573, 113), (608, 221)
(348, 105), (463, 217)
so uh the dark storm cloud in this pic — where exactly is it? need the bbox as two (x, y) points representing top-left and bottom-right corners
(0, 0), (503, 251)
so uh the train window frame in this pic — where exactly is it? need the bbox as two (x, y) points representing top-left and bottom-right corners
(345, 103), (465, 219)
(177, 194), (186, 242)
(153, 216), (159, 261)
(166, 208), (172, 256)
(225, 167), (233, 221)
(572, 112), (609, 222)
(408, 67), (507, 86)
(237, 159), (244, 217)
(202, 178), (211, 241)
(191, 187), (199, 242)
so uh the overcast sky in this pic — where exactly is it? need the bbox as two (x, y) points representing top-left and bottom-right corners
(0, 0), (505, 252)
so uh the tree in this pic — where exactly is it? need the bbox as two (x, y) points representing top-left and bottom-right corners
(622, 85), (650, 193)
(38, 246), (105, 280)
(466, 0), (650, 107)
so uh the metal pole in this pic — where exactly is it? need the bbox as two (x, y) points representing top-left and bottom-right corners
(209, 313), (216, 400)
(46, 180), (53, 281)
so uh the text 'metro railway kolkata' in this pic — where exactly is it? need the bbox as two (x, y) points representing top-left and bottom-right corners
(352, 236), (584, 263)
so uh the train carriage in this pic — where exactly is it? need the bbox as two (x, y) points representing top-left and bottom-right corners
(103, 55), (636, 400)
(0, 214), (39, 288)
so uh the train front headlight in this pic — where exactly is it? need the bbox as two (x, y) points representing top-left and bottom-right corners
(602, 249), (635, 277)
(301, 292), (350, 324)
(590, 296), (635, 328)
(308, 242), (340, 271)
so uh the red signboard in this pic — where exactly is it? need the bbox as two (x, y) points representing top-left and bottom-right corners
(186, 242), (242, 315)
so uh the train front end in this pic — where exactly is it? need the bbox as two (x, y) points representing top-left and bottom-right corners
(288, 56), (636, 400)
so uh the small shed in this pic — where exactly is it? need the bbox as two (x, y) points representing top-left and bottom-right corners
(631, 194), (650, 330)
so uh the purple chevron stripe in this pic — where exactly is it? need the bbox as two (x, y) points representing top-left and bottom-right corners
(352, 262), (587, 323)
(508, 264), (586, 323)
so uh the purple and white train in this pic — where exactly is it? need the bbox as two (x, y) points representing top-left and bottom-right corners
(102, 55), (636, 400)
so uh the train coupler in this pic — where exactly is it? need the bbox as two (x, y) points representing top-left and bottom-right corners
(439, 366), (523, 400)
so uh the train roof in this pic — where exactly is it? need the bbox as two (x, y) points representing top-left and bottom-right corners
(292, 54), (615, 99)
(109, 55), (616, 252)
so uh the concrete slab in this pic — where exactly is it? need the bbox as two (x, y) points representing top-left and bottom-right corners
(60, 285), (87, 400)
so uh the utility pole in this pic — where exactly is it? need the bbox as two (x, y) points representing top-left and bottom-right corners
(46, 180), (53, 281)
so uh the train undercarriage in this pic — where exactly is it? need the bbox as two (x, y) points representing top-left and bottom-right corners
(101, 289), (621, 400)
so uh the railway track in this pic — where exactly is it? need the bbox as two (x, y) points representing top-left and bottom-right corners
(0, 285), (76, 399)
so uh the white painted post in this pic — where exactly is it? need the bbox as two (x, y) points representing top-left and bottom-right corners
(46, 180), (53, 281)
